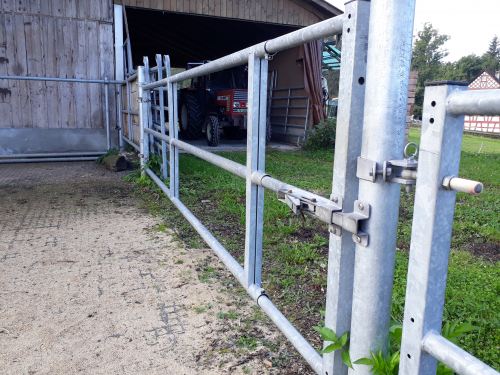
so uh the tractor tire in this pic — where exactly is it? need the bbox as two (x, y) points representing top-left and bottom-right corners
(205, 116), (220, 147)
(179, 93), (203, 140)
(225, 127), (245, 140)
(266, 117), (272, 145)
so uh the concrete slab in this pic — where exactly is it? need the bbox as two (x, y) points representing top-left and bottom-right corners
(182, 138), (300, 153)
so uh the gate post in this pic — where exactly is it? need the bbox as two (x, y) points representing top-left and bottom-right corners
(168, 80), (179, 198)
(138, 65), (149, 175)
(322, 1), (370, 374)
(244, 52), (267, 290)
(398, 81), (468, 375)
(348, 0), (416, 372)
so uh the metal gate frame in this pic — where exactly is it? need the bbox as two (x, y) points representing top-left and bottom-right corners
(0, 75), (124, 163)
(130, 1), (500, 374)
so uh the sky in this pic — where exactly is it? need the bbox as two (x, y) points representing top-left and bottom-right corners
(325, 0), (500, 62)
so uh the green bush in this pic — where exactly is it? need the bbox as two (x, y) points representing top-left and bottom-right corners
(303, 118), (336, 151)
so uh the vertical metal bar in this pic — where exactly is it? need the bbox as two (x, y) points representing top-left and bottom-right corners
(118, 84), (125, 148)
(156, 54), (168, 179)
(138, 65), (149, 174)
(348, 1), (416, 372)
(127, 79), (133, 143)
(399, 81), (469, 375)
(144, 59), (154, 155)
(244, 53), (267, 289)
(105, 77), (111, 150)
(169, 81), (179, 198)
(322, 2), (370, 375)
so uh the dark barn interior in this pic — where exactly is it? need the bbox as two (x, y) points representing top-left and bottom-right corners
(126, 8), (302, 68)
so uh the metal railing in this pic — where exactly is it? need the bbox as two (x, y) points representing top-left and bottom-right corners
(132, 1), (500, 374)
(0, 75), (125, 163)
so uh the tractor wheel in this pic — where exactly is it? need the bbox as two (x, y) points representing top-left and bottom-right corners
(225, 127), (245, 140)
(205, 116), (220, 147)
(265, 117), (272, 145)
(179, 92), (203, 140)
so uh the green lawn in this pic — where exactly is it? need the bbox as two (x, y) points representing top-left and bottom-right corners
(136, 128), (500, 370)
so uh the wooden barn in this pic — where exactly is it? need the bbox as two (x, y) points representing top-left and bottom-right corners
(0, 0), (341, 154)
(463, 70), (500, 134)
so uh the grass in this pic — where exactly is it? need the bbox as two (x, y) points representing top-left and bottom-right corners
(132, 129), (500, 371)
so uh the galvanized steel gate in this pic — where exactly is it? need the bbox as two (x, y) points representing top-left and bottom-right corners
(130, 1), (500, 374)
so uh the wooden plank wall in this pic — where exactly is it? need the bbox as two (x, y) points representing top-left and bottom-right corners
(0, 0), (116, 130)
(118, 0), (323, 26)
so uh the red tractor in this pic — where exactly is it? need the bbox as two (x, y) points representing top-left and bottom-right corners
(178, 62), (271, 147)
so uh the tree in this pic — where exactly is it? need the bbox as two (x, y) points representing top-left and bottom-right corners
(482, 35), (500, 71)
(411, 23), (450, 116)
(441, 54), (484, 83)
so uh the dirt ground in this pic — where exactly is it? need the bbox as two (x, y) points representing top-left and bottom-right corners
(0, 162), (279, 375)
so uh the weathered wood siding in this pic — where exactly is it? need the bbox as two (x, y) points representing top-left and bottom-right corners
(0, 0), (116, 130)
(118, 0), (324, 26)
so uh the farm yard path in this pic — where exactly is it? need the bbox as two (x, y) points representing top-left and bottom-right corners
(0, 162), (273, 375)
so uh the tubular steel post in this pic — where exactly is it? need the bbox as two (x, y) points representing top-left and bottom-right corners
(138, 65), (149, 175)
(398, 81), (498, 375)
(160, 54), (171, 179)
(168, 81), (179, 198)
(144, 58), (154, 155)
(348, 1), (416, 372)
(118, 84), (125, 149)
(244, 53), (267, 290)
(104, 77), (111, 150)
(322, 1), (370, 374)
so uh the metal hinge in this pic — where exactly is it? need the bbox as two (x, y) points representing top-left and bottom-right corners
(356, 143), (418, 192)
(277, 190), (370, 246)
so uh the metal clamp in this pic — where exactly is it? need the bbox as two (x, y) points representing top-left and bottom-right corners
(277, 190), (370, 246)
(356, 142), (419, 192)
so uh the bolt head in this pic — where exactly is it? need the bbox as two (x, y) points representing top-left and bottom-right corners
(356, 236), (361, 243)
(332, 228), (336, 234)
(358, 203), (364, 210)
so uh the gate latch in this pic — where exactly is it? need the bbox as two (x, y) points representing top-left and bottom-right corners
(277, 190), (370, 247)
(356, 142), (418, 192)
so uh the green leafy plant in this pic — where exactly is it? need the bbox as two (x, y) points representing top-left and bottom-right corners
(95, 147), (119, 164)
(354, 350), (400, 375)
(313, 326), (353, 369)
(303, 118), (336, 151)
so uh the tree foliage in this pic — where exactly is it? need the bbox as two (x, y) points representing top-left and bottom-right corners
(411, 23), (450, 116)
(410, 27), (500, 117)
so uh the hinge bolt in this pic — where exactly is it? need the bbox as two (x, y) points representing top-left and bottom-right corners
(311, 198), (316, 202)
(332, 197), (338, 203)
(358, 203), (364, 210)
(356, 236), (361, 243)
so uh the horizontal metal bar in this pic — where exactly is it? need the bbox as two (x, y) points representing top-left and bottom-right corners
(271, 106), (308, 109)
(122, 136), (140, 151)
(422, 331), (500, 375)
(142, 15), (344, 89)
(0, 157), (98, 164)
(447, 89), (500, 117)
(125, 72), (138, 82)
(271, 131), (305, 138)
(258, 296), (322, 373)
(144, 127), (247, 177)
(270, 114), (307, 118)
(144, 127), (329, 207)
(0, 75), (125, 84)
(122, 109), (139, 115)
(271, 96), (309, 100)
(0, 152), (105, 159)
(151, 105), (168, 112)
(170, 195), (246, 286)
(145, 168), (170, 198)
(271, 87), (305, 91)
(270, 123), (307, 129)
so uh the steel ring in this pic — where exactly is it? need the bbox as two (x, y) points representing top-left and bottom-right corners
(404, 142), (418, 158)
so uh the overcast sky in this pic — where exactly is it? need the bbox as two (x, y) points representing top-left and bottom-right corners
(326, 0), (500, 62)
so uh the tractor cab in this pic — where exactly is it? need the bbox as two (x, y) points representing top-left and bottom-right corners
(178, 62), (270, 147)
